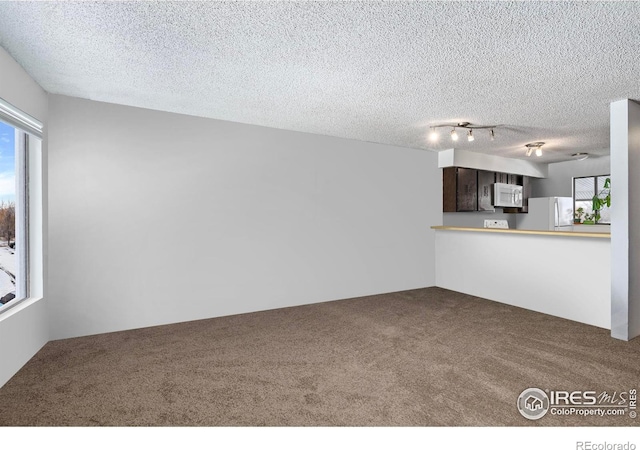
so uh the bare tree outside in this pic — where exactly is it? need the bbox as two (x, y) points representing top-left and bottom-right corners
(0, 121), (18, 308)
(0, 200), (15, 246)
(0, 200), (16, 305)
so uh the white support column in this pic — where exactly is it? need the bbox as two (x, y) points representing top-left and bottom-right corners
(610, 99), (640, 340)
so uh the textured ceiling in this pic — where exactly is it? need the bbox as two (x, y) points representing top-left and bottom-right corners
(1, 1), (639, 163)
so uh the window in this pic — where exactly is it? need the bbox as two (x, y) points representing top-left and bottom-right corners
(0, 120), (27, 311)
(573, 175), (611, 224)
(0, 96), (42, 314)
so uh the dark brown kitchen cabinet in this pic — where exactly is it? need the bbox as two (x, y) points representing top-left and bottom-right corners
(457, 168), (478, 211)
(442, 167), (477, 212)
(520, 176), (531, 213)
(443, 167), (530, 213)
(495, 172), (508, 184)
(496, 172), (519, 186)
(477, 170), (496, 211)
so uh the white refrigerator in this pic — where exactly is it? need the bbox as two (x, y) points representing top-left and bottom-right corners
(516, 197), (574, 231)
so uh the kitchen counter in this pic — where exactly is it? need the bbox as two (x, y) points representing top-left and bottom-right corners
(433, 225), (611, 329)
(431, 225), (610, 238)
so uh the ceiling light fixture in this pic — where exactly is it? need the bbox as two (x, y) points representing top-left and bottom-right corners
(428, 122), (500, 144)
(571, 152), (590, 161)
(525, 142), (545, 157)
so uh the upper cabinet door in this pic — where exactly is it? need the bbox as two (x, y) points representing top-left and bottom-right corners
(477, 170), (496, 212)
(456, 168), (478, 212)
(520, 176), (531, 213)
(442, 167), (457, 212)
(495, 172), (508, 184)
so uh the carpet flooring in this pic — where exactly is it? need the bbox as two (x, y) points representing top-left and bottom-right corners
(0, 287), (639, 426)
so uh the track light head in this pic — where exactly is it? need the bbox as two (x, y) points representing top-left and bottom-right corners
(525, 142), (545, 157)
(450, 128), (458, 141)
(490, 129), (495, 141)
(467, 130), (474, 142)
(429, 128), (439, 142)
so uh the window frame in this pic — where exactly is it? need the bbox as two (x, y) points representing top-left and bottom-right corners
(0, 96), (41, 315)
(573, 174), (611, 225)
(16, 130), (29, 300)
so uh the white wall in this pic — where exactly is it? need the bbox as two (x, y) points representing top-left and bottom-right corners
(0, 47), (48, 388)
(438, 148), (548, 178)
(0, 48), (47, 122)
(627, 101), (640, 339)
(435, 229), (611, 329)
(531, 156), (610, 198)
(48, 95), (441, 340)
(610, 99), (640, 340)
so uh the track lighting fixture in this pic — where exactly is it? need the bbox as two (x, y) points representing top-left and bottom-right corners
(428, 122), (499, 144)
(525, 142), (545, 157)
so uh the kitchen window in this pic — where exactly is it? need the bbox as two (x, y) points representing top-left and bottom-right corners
(573, 175), (611, 225)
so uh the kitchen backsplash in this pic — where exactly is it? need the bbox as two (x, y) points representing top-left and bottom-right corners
(443, 211), (517, 229)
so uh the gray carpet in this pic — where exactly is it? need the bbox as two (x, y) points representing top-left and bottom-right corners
(0, 287), (638, 426)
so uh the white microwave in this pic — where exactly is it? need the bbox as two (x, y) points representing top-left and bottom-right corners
(493, 183), (523, 208)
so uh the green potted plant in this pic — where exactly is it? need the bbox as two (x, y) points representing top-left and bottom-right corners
(592, 178), (611, 224)
(582, 212), (595, 225)
(574, 207), (585, 224)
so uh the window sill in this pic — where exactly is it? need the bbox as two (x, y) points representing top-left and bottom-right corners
(0, 296), (44, 320)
